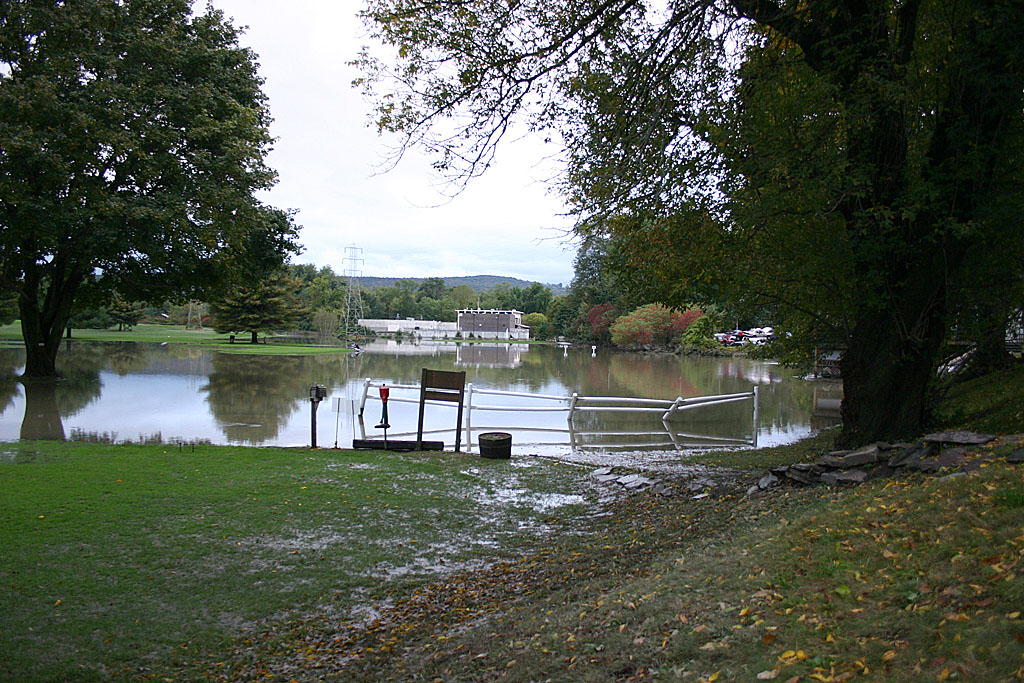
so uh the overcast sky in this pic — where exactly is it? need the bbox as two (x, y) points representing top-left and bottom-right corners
(203, 1), (577, 287)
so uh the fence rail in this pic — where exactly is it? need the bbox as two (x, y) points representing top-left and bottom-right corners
(357, 378), (760, 451)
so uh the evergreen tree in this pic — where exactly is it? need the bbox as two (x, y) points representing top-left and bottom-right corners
(210, 272), (303, 344)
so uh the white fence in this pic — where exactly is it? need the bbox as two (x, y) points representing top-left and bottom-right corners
(356, 379), (760, 451)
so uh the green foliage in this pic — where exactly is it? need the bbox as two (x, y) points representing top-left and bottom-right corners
(0, 293), (15, 326)
(357, 0), (1024, 444)
(209, 271), (304, 343)
(0, 0), (298, 375)
(108, 297), (145, 332)
(680, 315), (719, 349)
(68, 307), (113, 331)
(522, 312), (548, 339)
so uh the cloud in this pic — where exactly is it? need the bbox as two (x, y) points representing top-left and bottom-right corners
(206, 0), (577, 285)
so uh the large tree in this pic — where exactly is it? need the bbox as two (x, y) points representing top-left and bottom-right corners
(356, 0), (1024, 446)
(209, 270), (303, 345)
(0, 0), (299, 377)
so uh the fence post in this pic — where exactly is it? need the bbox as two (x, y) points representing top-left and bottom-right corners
(567, 392), (578, 423)
(662, 396), (683, 421)
(752, 385), (760, 447)
(358, 378), (371, 417)
(464, 382), (474, 450)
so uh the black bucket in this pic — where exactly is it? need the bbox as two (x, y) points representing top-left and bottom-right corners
(479, 432), (512, 459)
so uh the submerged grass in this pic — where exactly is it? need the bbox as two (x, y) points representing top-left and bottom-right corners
(0, 442), (603, 681)
(0, 323), (352, 355)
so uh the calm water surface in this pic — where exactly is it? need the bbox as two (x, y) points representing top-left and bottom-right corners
(0, 339), (840, 466)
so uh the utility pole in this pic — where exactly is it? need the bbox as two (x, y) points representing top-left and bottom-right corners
(343, 244), (365, 340)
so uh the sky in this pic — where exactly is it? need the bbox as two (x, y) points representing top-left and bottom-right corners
(203, 1), (578, 287)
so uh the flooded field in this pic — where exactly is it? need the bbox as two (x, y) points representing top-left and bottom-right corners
(0, 339), (841, 463)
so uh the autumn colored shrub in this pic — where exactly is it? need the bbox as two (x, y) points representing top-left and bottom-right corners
(610, 304), (701, 347)
(587, 303), (617, 342)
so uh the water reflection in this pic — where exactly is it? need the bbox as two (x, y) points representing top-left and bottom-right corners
(0, 340), (838, 457)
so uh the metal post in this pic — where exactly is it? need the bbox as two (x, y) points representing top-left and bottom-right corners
(752, 385), (760, 447)
(567, 392), (578, 423)
(310, 397), (319, 449)
(464, 383), (474, 450)
(662, 396), (683, 422)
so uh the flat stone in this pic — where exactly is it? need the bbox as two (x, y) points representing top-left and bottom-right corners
(617, 474), (643, 485)
(624, 477), (655, 490)
(905, 458), (942, 473)
(1006, 448), (1024, 464)
(889, 443), (938, 468)
(835, 444), (885, 467)
(592, 467), (614, 477)
(935, 447), (969, 468)
(659, 486), (675, 497)
(746, 484), (761, 496)
(784, 468), (816, 485)
(817, 454), (845, 468)
(595, 473), (620, 484)
(758, 473), (780, 489)
(821, 470), (869, 485)
(692, 492), (711, 500)
(921, 430), (996, 446)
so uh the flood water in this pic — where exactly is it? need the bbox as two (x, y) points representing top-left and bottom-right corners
(0, 339), (841, 465)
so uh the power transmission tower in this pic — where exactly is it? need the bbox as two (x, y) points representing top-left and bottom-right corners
(342, 244), (365, 339)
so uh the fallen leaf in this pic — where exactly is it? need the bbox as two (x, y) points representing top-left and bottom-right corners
(756, 671), (778, 680)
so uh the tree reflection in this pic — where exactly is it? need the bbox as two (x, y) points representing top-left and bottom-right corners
(11, 343), (106, 440)
(202, 353), (311, 443)
(0, 349), (20, 414)
(19, 379), (66, 440)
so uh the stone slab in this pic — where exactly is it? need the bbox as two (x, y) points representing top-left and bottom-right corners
(921, 430), (996, 446)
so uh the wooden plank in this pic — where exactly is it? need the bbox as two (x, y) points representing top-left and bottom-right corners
(351, 439), (445, 451)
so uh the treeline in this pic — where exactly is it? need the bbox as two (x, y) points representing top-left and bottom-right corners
(48, 252), (726, 346)
(48, 251), (729, 346)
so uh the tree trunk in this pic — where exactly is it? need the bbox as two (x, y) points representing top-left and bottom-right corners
(18, 263), (85, 378)
(20, 304), (61, 377)
(250, 330), (258, 344)
(838, 262), (949, 447)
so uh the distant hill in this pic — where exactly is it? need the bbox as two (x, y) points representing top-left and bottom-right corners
(357, 275), (568, 296)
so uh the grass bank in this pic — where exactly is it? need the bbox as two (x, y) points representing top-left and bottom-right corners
(0, 323), (352, 355)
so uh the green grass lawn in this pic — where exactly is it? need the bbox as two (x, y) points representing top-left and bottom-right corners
(0, 442), (602, 681)
(0, 322), (352, 355)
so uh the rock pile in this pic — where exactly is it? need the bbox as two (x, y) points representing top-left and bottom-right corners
(748, 430), (1020, 495)
(591, 467), (738, 498)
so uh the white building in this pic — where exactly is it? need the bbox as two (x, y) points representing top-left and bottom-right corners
(357, 318), (458, 338)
